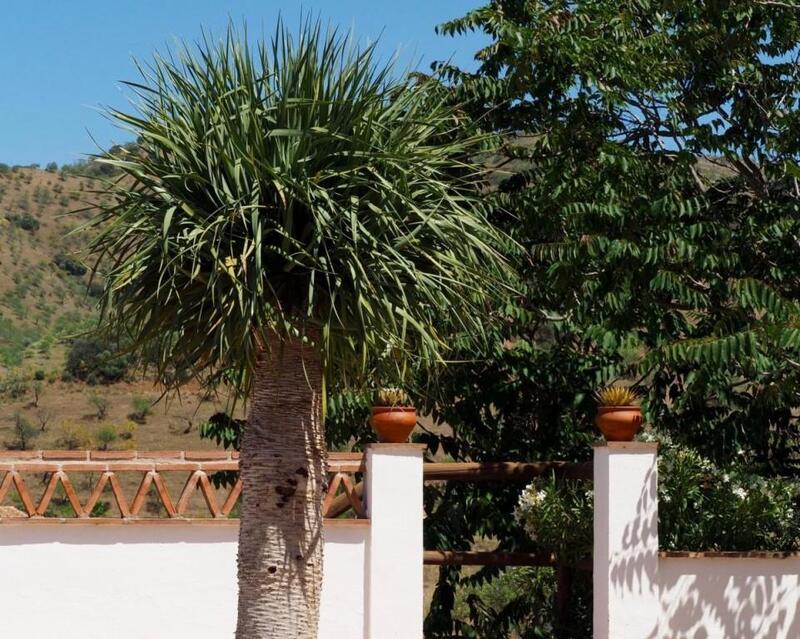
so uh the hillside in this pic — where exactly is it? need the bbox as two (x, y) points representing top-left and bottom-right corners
(0, 165), (229, 452)
(0, 166), (96, 369)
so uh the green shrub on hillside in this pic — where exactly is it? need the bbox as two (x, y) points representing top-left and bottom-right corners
(53, 253), (86, 276)
(32, 186), (52, 206)
(52, 311), (94, 338)
(118, 421), (137, 441)
(55, 421), (91, 450)
(0, 370), (29, 399)
(0, 320), (41, 367)
(15, 193), (30, 212)
(88, 393), (110, 419)
(94, 424), (118, 451)
(129, 395), (152, 423)
(60, 144), (136, 179)
(5, 212), (39, 231)
(64, 337), (131, 384)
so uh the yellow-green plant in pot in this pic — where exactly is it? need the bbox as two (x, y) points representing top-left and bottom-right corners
(370, 388), (417, 443)
(594, 385), (642, 441)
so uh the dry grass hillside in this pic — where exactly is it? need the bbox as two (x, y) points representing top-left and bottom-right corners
(0, 165), (228, 452)
(0, 167), (95, 369)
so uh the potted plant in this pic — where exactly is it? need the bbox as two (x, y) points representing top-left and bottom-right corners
(594, 385), (643, 442)
(369, 388), (417, 443)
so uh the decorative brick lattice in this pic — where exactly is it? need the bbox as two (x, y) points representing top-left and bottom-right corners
(0, 451), (366, 523)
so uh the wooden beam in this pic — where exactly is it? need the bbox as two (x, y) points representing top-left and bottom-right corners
(0, 517), (369, 527)
(424, 550), (558, 567)
(324, 460), (592, 518)
(423, 551), (592, 571)
(659, 550), (800, 559)
(324, 480), (365, 518)
(423, 461), (592, 482)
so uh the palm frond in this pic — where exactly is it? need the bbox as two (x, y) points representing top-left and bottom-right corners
(84, 19), (515, 397)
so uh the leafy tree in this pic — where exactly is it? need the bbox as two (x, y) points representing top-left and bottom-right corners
(34, 407), (54, 432)
(88, 393), (110, 420)
(417, 1), (800, 636)
(84, 21), (510, 639)
(8, 413), (37, 451)
(31, 380), (43, 407)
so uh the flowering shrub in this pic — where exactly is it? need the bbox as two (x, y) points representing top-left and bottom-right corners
(516, 442), (800, 553)
(658, 444), (799, 551)
(515, 478), (593, 561)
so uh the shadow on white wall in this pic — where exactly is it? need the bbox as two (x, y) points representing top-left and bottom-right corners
(609, 462), (659, 598)
(650, 558), (800, 639)
(598, 444), (800, 639)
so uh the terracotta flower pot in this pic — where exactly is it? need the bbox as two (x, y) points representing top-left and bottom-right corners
(595, 406), (643, 442)
(369, 406), (417, 443)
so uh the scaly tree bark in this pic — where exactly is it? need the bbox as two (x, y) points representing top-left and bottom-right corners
(237, 334), (326, 637)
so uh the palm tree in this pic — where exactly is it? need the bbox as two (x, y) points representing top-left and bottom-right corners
(85, 21), (511, 639)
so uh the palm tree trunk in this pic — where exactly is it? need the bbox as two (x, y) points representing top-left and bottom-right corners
(236, 333), (326, 638)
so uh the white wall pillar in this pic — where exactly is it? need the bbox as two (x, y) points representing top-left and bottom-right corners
(593, 442), (659, 639)
(365, 443), (424, 639)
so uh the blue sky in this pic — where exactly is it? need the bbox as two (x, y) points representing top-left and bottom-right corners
(0, 1), (485, 166)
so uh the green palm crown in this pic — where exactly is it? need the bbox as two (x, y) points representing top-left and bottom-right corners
(85, 21), (512, 396)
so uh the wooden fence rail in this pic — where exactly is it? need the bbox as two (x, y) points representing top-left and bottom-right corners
(423, 461), (592, 482)
(0, 452), (590, 528)
(0, 450), (365, 522)
(420, 459), (593, 579)
(423, 550), (592, 571)
(325, 459), (592, 518)
(424, 550), (559, 567)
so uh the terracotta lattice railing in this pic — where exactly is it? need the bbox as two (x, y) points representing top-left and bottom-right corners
(0, 451), (366, 523)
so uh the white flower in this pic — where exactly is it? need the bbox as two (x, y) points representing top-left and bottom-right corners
(732, 486), (747, 500)
(640, 430), (657, 443)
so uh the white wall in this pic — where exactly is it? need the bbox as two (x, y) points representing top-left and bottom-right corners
(593, 443), (659, 639)
(0, 522), (368, 639)
(594, 443), (800, 639)
(366, 444), (424, 639)
(654, 556), (800, 639)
